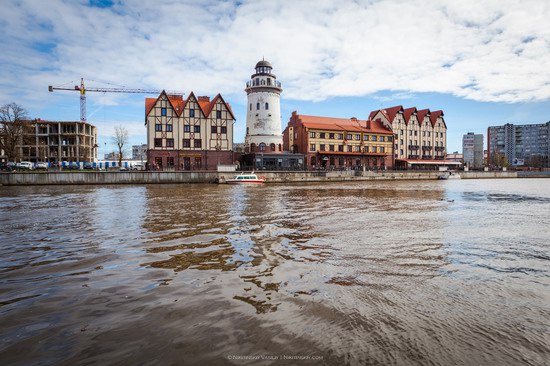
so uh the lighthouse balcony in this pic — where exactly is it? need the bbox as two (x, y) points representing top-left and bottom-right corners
(246, 80), (282, 88)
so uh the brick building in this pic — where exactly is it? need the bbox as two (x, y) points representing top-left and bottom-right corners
(283, 111), (394, 170)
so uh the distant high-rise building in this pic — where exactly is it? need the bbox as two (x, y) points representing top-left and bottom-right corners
(462, 132), (484, 169)
(487, 122), (550, 167)
(132, 144), (147, 161)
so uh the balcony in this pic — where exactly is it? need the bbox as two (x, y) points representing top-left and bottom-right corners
(422, 155), (432, 159)
(408, 145), (419, 150)
(422, 146), (432, 151)
(408, 154), (420, 159)
(435, 146), (445, 151)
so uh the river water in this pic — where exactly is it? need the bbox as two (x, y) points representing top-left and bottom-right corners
(0, 179), (549, 365)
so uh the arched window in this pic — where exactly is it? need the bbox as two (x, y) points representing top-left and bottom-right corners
(259, 143), (266, 151)
(265, 102), (269, 110)
(278, 144), (282, 151)
(250, 143), (256, 152)
(270, 143), (276, 151)
(256, 102), (260, 110)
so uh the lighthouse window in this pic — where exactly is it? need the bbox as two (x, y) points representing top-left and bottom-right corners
(256, 103), (260, 110)
(265, 102), (269, 110)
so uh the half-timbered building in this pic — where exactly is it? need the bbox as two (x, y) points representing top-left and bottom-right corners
(145, 91), (235, 170)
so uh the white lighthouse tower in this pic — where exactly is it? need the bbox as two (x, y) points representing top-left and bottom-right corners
(245, 59), (283, 152)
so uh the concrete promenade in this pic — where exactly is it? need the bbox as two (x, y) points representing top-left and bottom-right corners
(0, 170), (523, 186)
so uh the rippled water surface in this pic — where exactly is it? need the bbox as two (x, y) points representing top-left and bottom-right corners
(1, 179), (549, 365)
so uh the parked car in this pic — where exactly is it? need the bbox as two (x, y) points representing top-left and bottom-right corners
(17, 161), (34, 170)
(0, 162), (15, 171)
(83, 162), (94, 170)
(64, 162), (80, 170)
(35, 162), (49, 170)
(131, 163), (145, 171)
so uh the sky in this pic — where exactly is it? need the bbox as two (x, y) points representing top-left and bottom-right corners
(1, 0), (549, 156)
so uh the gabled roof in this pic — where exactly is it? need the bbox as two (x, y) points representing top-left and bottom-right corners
(403, 107), (417, 125)
(294, 114), (393, 134)
(145, 91), (234, 120)
(430, 110), (445, 128)
(206, 94), (236, 120)
(416, 109), (431, 127)
(382, 105), (403, 123)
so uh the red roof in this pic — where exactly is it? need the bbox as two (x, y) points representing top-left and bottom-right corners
(383, 105), (403, 123)
(403, 107), (417, 125)
(416, 109), (431, 127)
(429, 110), (444, 127)
(296, 114), (393, 134)
(145, 91), (234, 120)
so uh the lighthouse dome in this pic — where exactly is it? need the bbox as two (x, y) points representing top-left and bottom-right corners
(255, 60), (272, 68)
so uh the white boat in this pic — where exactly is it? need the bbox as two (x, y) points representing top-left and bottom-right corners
(439, 171), (461, 180)
(225, 172), (266, 184)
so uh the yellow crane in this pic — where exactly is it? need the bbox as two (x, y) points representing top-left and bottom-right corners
(48, 78), (184, 122)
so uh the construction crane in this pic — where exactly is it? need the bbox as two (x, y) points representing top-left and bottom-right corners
(48, 78), (185, 122)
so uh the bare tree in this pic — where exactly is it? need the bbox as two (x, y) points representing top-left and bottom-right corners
(0, 103), (33, 162)
(112, 125), (128, 168)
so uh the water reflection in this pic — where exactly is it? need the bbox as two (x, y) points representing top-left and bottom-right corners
(0, 180), (549, 365)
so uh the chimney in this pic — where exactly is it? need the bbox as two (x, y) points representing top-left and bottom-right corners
(366, 120), (371, 129)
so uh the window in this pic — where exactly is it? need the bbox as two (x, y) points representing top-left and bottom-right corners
(401, 130), (403, 135)
(221, 126), (227, 134)
(379, 136), (384, 141)
(371, 135), (377, 141)
(183, 139), (190, 147)
(320, 133), (326, 139)
(184, 125), (190, 132)
(364, 135), (369, 140)
(409, 130), (412, 135)
(154, 138), (162, 148)
(310, 143), (316, 151)
(211, 126), (218, 134)
(329, 144), (335, 151)
(256, 102), (260, 110)
(167, 157), (174, 167)
(387, 136), (393, 142)
(166, 124), (173, 132)
(259, 143), (266, 151)
(195, 157), (202, 169)
(270, 143), (276, 151)
(155, 157), (163, 168)
(216, 110), (222, 119)
(329, 133), (335, 139)
(364, 146), (369, 152)
(355, 134), (360, 140)
(189, 109), (195, 118)
(347, 145), (353, 152)
(310, 132), (316, 138)
(265, 102), (269, 110)
(380, 147), (385, 153)
(155, 124), (162, 132)
(423, 131), (426, 136)
(249, 104), (252, 111)
(346, 134), (352, 140)
(400, 139), (404, 145)
(400, 149), (404, 155)
(320, 144), (326, 151)
(194, 125), (201, 133)
(414, 131), (418, 136)
(338, 145), (344, 152)
(337, 134), (343, 139)
(194, 139), (202, 148)
(372, 146), (377, 153)
(161, 108), (167, 116)
(428, 132), (431, 137)
(166, 139), (174, 147)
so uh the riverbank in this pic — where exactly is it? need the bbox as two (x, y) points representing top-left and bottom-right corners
(0, 170), (527, 186)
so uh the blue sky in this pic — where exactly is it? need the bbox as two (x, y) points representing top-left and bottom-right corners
(1, 0), (549, 156)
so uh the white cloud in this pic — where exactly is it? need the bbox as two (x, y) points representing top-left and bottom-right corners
(0, 0), (549, 116)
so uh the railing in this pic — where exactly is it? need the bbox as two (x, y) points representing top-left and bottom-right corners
(435, 146), (445, 151)
(409, 145), (419, 150)
(422, 146), (432, 151)
(408, 155), (420, 159)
